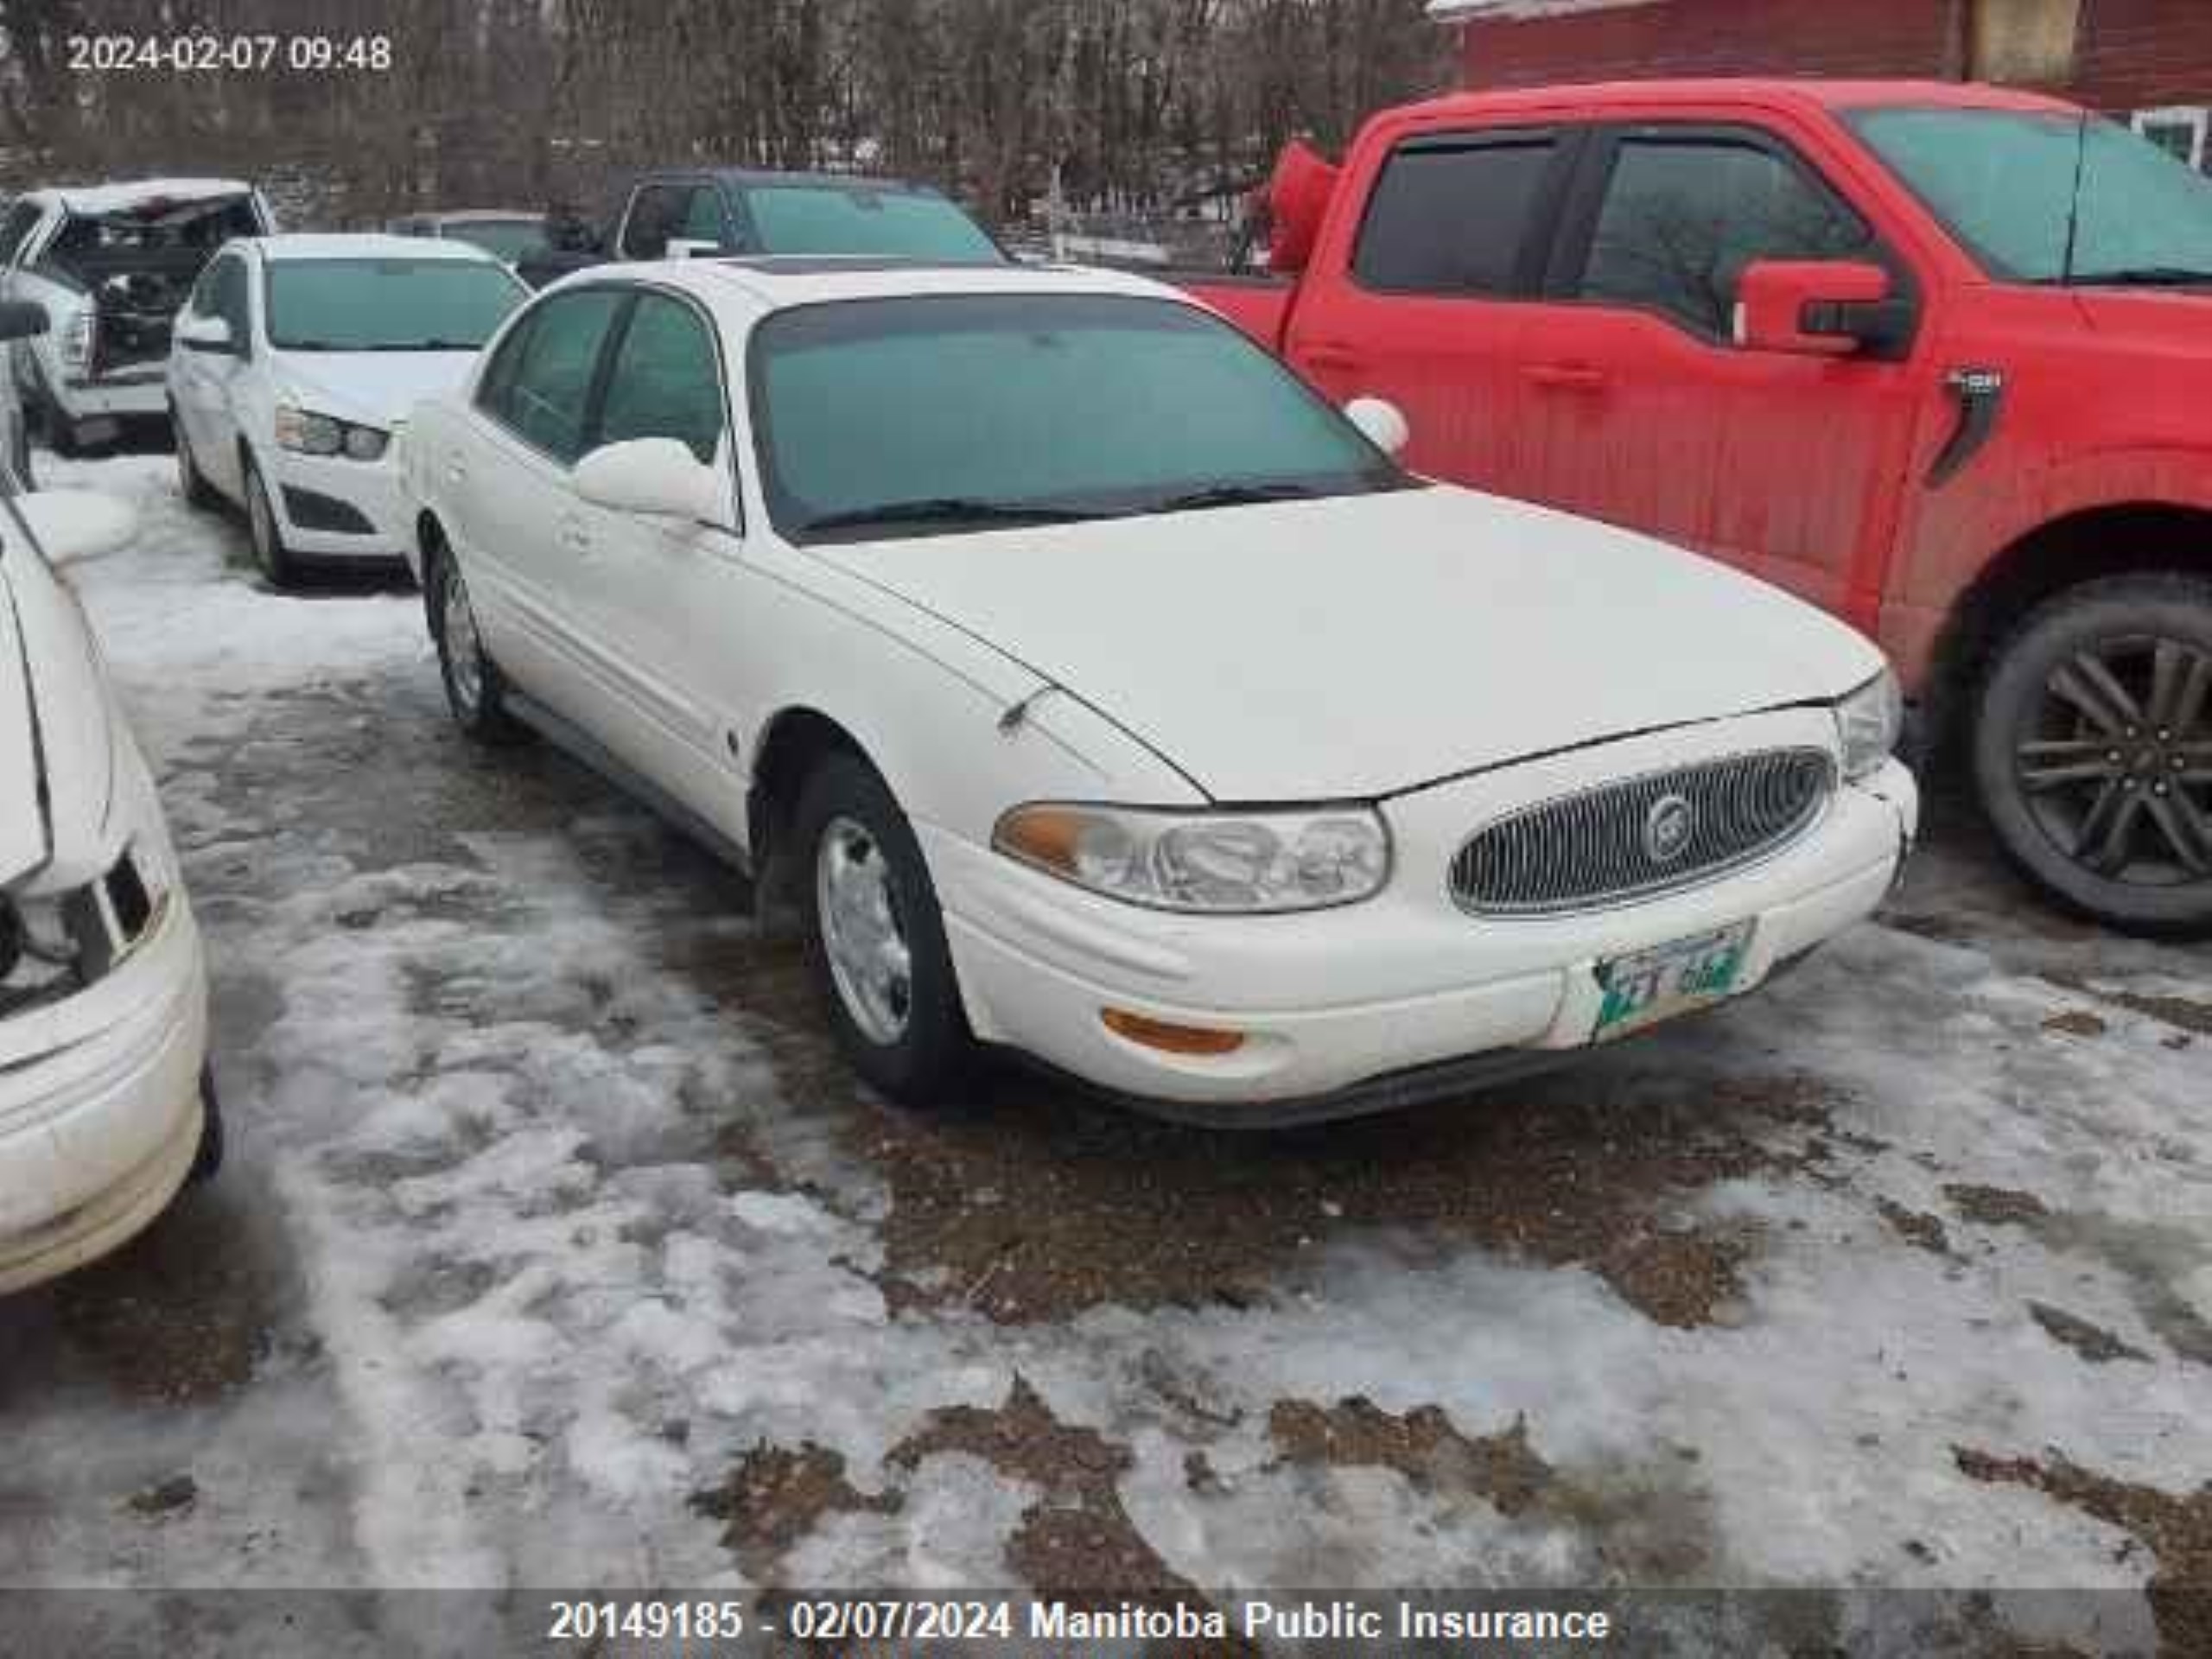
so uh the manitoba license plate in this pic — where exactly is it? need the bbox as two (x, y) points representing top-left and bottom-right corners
(1593, 921), (1755, 1042)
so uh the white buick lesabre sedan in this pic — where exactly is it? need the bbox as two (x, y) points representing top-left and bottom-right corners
(400, 258), (1917, 1124)
(2, 480), (219, 1293)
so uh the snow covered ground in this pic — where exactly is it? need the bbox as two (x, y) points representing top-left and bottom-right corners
(3, 449), (2208, 1653)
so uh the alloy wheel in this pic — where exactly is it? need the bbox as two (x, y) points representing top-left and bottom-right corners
(815, 815), (913, 1046)
(2015, 633), (2212, 885)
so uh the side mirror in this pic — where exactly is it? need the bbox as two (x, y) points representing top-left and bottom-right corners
(575, 438), (721, 522)
(176, 313), (237, 354)
(1344, 396), (1410, 459)
(14, 489), (140, 565)
(665, 238), (727, 261)
(0, 300), (48, 342)
(1734, 260), (1909, 358)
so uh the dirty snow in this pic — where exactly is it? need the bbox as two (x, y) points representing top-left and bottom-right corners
(2, 450), (2208, 1653)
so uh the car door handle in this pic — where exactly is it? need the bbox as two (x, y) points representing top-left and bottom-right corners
(558, 515), (593, 555)
(1300, 342), (1362, 372)
(444, 454), (468, 483)
(1523, 363), (1610, 392)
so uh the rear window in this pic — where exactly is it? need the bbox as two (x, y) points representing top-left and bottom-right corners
(743, 187), (1004, 264)
(1352, 137), (1555, 295)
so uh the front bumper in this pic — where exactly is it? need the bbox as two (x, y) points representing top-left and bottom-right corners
(266, 448), (413, 562)
(56, 372), (168, 425)
(932, 710), (1918, 1124)
(0, 891), (211, 1294)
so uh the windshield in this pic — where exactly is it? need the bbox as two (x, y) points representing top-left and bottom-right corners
(266, 258), (527, 350)
(750, 294), (1408, 543)
(442, 219), (547, 264)
(1850, 106), (2212, 284)
(744, 187), (1004, 264)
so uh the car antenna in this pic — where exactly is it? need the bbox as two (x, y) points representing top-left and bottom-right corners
(2059, 108), (2090, 285)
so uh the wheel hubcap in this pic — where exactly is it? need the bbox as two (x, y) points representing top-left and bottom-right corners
(2018, 634), (2212, 886)
(442, 566), (486, 715)
(816, 817), (912, 1046)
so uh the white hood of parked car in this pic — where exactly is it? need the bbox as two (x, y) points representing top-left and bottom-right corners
(817, 485), (1886, 800)
(0, 548), (115, 888)
(273, 350), (484, 430)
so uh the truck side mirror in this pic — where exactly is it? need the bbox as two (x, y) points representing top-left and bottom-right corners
(1735, 260), (1911, 358)
(176, 313), (238, 354)
(0, 300), (48, 342)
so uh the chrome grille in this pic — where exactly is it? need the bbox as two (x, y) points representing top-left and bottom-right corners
(1451, 748), (1834, 917)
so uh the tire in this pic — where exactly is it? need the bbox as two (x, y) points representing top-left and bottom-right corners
(1973, 572), (2212, 937)
(174, 413), (222, 510)
(243, 454), (297, 587)
(795, 753), (972, 1104)
(429, 543), (529, 745)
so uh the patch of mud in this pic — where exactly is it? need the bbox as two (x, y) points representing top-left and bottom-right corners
(1944, 1185), (2051, 1228)
(1955, 1448), (2212, 1656)
(2029, 1302), (2150, 1365)
(1270, 1397), (1551, 1516)
(867, 1073), (1840, 1328)
(1877, 1198), (1954, 1257)
(2040, 1010), (2108, 1039)
(690, 1440), (898, 1581)
(886, 1376), (1224, 1611)
(2044, 976), (2212, 1039)
(1268, 1396), (1713, 1582)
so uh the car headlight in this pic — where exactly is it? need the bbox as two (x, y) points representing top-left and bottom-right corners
(994, 803), (1391, 912)
(275, 404), (387, 461)
(1835, 668), (1903, 782)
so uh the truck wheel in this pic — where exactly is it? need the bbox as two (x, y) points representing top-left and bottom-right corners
(429, 544), (529, 746)
(1973, 573), (2212, 936)
(243, 456), (297, 587)
(796, 753), (972, 1105)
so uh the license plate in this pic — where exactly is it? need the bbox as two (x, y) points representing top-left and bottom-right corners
(1593, 921), (1755, 1042)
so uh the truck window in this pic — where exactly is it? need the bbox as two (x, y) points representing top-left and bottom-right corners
(1576, 137), (1869, 337)
(1352, 137), (1555, 296)
(620, 185), (692, 259)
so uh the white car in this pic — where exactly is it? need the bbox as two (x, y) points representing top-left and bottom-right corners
(1, 179), (274, 454)
(167, 233), (529, 585)
(1, 470), (219, 1293)
(401, 260), (1918, 1124)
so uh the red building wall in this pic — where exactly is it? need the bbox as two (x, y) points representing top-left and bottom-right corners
(1452, 0), (2211, 118)
(1453, 0), (1960, 90)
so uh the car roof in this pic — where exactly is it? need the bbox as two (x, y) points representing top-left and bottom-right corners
(560, 254), (1185, 316)
(1391, 77), (2083, 124)
(415, 209), (541, 225)
(632, 168), (952, 196)
(250, 232), (507, 264)
(41, 178), (255, 214)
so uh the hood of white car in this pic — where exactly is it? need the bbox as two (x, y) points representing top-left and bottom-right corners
(817, 485), (1886, 800)
(0, 545), (116, 888)
(274, 350), (482, 429)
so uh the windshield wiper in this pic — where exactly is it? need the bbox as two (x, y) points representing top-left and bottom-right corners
(2052, 266), (2212, 289)
(1149, 480), (1327, 513)
(799, 497), (1116, 535)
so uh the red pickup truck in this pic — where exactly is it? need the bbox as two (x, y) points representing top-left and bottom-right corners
(1183, 79), (2212, 936)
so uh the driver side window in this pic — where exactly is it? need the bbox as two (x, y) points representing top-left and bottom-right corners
(482, 289), (626, 464)
(595, 294), (728, 466)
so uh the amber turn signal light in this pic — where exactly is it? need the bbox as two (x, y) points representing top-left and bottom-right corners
(1100, 1007), (1246, 1057)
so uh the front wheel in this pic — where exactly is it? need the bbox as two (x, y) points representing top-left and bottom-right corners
(243, 456), (297, 587)
(175, 415), (222, 510)
(796, 754), (972, 1104)
(1973, 573), (2212, 937)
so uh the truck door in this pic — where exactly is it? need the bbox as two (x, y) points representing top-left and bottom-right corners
(1282, 126), (1572, 497)
(1510, 122), (1930, 626)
